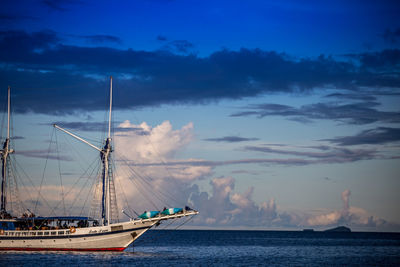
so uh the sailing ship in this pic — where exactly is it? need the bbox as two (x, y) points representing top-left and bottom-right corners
(0, 78), (198, 251)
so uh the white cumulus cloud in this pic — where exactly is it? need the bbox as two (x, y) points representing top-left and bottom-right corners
(113, 120), (212, 214)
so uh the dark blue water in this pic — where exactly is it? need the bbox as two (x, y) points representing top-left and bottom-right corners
(1, 230), (399, 266)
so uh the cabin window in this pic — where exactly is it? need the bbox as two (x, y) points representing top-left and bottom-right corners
(23, 232), (28, 236)
(58, 231), (64, 235)
(66, 230), (70, 234)
(31, 232), (36, 236)
(37, 232), (43, 236)
(44, 232), (49, 236)
(51, 231), (57, 235)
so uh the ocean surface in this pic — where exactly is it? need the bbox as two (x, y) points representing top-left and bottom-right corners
(1, 230), (400, 266)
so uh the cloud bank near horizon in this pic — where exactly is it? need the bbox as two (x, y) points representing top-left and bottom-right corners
(190, 180), (394, 230)
(109, 120), (397, 231)
(8, 118), (398, 231)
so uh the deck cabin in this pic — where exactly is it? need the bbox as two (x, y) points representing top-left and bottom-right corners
(0, 216), (99, 231)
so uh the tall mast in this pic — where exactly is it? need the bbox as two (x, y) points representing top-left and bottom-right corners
(54, 77), (114, 226)
(103, 76), (113, 226)
(108, 77), (113, 139)
(1, 86), (14, 215)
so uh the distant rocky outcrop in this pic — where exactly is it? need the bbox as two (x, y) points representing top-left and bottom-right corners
(324, 226), (351, 232)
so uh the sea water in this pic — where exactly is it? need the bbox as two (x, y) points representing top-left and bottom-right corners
(1, 230), (399, 266)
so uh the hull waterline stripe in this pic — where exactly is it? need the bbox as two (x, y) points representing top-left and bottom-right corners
(0, 247), (126, 251)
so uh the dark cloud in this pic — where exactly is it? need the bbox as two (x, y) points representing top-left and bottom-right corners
(41, 0), (83, 11)
(169, 40), (194, 53)
(1, 71), (104, 115)
(159, 39), (195, 54)
(346, 49), (400, 77)
(230, 170), (262, 175)
(0, 14), (37, 22)
(243, 145), (377, 164)
(0, 30), (399, 114)
(305, 145), (331, 151)
(382, 28), (400, 44)
(323, 177), (333, 182)
(324, 92), (377, 102)
(156, 35), (167, 41)
(11, 136), (25, 140)
(124, 138), (380, 168)
(126, 144), (378, 167)
(231, 102), (400, 125)
(76, 34), (122, 45)
(203, 136), (259, 143)
(16, 149), (73, 161)
(50, 121), (145, 133)
(324, 127), (400, 146)
(123, 158), (313, 167)
(51, 121), (108, 132)
(0, 30), (60, 60)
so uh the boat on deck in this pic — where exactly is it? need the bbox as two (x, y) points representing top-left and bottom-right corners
(0, 79), (198, 251)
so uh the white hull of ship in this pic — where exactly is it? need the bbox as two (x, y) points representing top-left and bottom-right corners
(0, 211), (197, 251)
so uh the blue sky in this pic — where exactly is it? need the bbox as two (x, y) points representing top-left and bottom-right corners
(1, 0), (399, 231)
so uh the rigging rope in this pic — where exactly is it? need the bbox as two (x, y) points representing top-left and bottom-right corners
(127, 113), (190, 207)
(117, 153), (190, 209)
(34, 128), (55, 214)
(117, 154), (170, 206)
(59, 131), (94, 173)
(174, 213), (197, 230)
(49, 156), (99, 215)
(70, 160), (98, 215)
(14, 159), (55, 215)
(116, 158), (159, 211)
(112, 159), (140, 218)
(10, 159), (26, 214)
(55, 130), (66, 216)
(78, 165), (101, 217)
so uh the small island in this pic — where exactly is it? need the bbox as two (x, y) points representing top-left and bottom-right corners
(324, 226), (351, 232)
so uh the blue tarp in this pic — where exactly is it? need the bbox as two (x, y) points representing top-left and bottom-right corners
(138, 211), (160, 219)
(161, 208), (183, 215)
